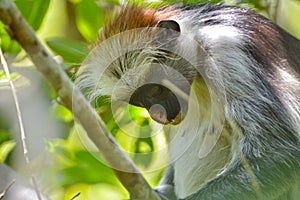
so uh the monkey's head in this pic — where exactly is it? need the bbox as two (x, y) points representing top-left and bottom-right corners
(75, 3), (300, 199)
(76, 6), (201, 125)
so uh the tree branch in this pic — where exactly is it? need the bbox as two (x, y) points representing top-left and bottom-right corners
(0, 0), (159, 199)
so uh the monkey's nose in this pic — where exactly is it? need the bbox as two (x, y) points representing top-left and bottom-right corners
(148, 104), (169, 124)
(148, 104), (182, 125)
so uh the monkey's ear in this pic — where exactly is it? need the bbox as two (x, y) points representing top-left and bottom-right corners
(157, 20), (181, 33)
(155, 20), (181, 46)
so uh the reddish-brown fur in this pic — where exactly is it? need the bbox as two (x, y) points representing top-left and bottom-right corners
(97, 5), (180, 43)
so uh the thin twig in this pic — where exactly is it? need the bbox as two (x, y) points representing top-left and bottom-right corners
(0, 179), (16, 200)
(70, 192), (81, 200)
(0, 0), (160, 199)
(0, 49), (43, 200)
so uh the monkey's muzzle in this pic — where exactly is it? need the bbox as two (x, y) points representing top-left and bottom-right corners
(129, 83), (187, 125)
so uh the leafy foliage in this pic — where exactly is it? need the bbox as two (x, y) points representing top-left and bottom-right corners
(15, 0), (50, 30)
(75, 0), (106, 42)
(46, 37), (89, 64)
(0, 0), (300, 199)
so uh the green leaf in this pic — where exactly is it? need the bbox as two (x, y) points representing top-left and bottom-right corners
(0, 70), (30, 89)
(50, 102), (73, 123)
(59, 151), (119, 185)
(134, 137), (153, 167)
(15, 0), (50, 30)
(0, 140), (16, 162)
(0, 22), (21, 54)
(104, 0), (120, 4)
(75, 0), (105, 42)
(46, 37), (89, 64)
(0, 130), (10, 144)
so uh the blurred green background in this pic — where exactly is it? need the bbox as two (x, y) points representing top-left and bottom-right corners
(0, 0), (299, 199)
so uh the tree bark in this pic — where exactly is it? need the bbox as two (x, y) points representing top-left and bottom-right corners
(0, 0), (160, 199)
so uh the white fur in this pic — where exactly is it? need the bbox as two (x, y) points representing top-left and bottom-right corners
(76, 12), (300, 199)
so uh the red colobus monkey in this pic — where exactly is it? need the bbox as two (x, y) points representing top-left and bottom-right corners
(76, 3), (300, 200)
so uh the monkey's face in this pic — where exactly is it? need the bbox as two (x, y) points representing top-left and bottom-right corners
(77, 20), (199, 125)
(115, 57), (191, 125)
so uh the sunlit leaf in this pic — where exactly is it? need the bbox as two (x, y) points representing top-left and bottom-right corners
(59, 151), (119, 185)
(65, 182), (127, 200)
(115, 128), (137, 153)
(75, 0), (105, 42)
(134, 138), (153, 167)
(0, 70), (31, 90)
(0, 22), (21, 54)
(50, 102), (74, 123)
(46, 37), (89, 64)
(0, 140), (16, 162)
(15, 0), (50, 30)
(128, 105), (149, 121)
(0, 130), (10, 144)
(101, 0), (120, 4)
